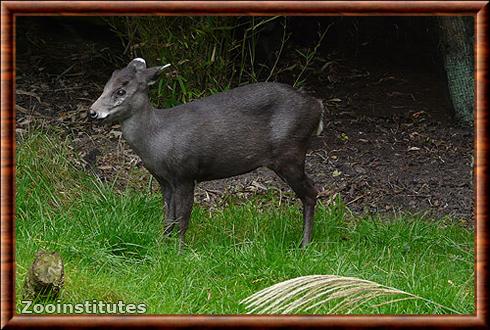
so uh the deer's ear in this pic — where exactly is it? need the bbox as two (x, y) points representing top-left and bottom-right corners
(143, 64), (171, 86)
(128, 58), (147, 72)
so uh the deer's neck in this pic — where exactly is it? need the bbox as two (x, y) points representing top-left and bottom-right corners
(121, 101), (158, 155)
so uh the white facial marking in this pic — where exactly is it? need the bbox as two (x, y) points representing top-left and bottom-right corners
(114, 97), (124, 107)
(134, 58), (146, 65)
(97, 107), (121, 119)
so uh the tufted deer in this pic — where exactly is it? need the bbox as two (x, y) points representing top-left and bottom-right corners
(90, 58), (324, 251)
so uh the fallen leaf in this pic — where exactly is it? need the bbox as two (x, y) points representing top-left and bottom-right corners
(16, 89), (41, 103)
(109, 130), (122, 138)
(251, 180), (267, 191)
(17, 118), (33, 127)
(354, 165), (367, 174)
(412, 111), (426, 118)
(16, 104), (29, 113)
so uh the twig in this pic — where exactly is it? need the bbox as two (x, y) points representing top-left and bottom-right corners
(57, 64), (76, 80)
(51, 86), (86, 92)
(346, 195), (365, 206)
(293, 23), (333, 88)
(266, 18), (288, 82)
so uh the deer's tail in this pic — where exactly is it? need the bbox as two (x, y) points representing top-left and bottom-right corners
(315, 99), (324, 136)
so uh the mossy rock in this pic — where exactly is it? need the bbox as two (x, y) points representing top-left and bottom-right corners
(23, 250), (64, 300)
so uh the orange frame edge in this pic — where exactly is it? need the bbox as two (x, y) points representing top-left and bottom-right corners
(1, 1), (487, 328)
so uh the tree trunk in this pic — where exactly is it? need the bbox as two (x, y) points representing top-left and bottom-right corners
(436, 17), (474, 126)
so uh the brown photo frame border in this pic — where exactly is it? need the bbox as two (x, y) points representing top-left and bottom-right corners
(1, 1), (488, 328)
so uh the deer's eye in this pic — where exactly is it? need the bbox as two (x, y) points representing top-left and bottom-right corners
(116, 89), (126, 97)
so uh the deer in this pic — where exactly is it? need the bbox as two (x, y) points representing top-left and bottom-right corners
(90, 58), (324, 251)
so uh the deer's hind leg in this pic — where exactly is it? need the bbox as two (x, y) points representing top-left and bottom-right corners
(269, 153), (317, 247)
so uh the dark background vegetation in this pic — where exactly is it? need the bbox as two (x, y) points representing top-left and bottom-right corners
(16, 16), (474, 221)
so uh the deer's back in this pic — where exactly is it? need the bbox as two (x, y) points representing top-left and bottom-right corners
(145, 82), (321, 181)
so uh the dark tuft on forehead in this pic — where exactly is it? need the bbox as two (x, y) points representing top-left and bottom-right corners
(111, 67), (135, 85)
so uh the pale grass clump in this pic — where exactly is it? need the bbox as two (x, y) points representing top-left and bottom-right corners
(241, 275), (460, 314)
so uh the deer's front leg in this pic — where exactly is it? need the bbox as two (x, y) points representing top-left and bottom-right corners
(160, 183), (176, 236)
(173, 182), (195, 252)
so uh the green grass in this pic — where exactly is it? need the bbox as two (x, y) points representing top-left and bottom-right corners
(15, 132), (475, 314)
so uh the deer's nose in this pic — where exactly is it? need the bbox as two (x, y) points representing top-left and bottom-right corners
(89, 109), (98, 119)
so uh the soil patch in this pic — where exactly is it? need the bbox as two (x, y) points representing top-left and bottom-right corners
(15, 18), (474, 223)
